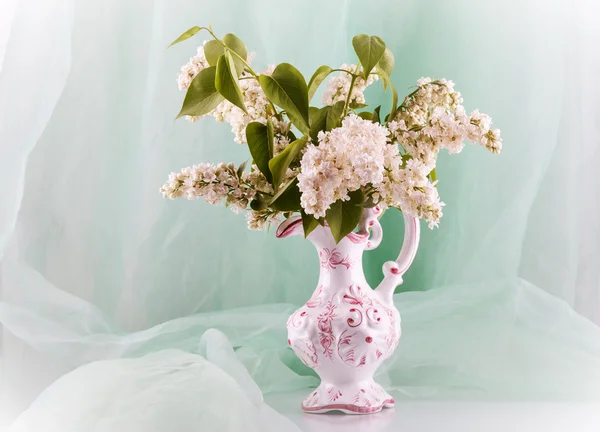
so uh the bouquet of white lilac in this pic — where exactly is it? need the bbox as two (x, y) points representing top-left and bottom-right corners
(161, 26), (502, 242)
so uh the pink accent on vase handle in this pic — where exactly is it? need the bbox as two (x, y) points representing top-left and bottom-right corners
(363, 208), (383, 251)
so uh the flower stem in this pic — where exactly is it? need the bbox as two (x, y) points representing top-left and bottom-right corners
(331, 68), (357, 77)
(342, 63), (361, 117)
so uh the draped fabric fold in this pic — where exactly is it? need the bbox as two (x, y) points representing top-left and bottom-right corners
(1, 0), (600, 429)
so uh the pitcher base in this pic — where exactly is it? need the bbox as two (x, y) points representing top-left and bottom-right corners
(301, 381), (395, 415)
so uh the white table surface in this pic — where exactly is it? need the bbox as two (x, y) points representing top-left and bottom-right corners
(265, 390), (600, 432)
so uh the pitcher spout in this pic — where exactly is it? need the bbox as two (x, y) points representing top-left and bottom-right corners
(375, 262), (404, 306)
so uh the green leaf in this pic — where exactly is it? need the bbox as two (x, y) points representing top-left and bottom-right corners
(168, 26), (201, 48)
(301, 211), (319, 237)
(307, 65), (333, 102)
(389, 82), (398, 121)
(268, 136), (308, 191)
(267, 177), (295, 205)
(309, 106), (328, 143)
(326, 101), (345, 131)
(308, 106), (321, 122)
(377, 48), (395, 89)
(223, 33), (248, 75)
(204, 35), (247, 75)
(266, 118), (275, 160)
(250, 194), (268, 210)
(325, 189), (365, 243)
(177, 66), (224, 118)
(352, 34), (386, 80)
(285, 110), (310, 136)
(246, 122), (273, 183)
(372, 105), (381, 124)
(379, 72), (398, 122)
(357, 106), (381, 123)
(269, 179), (301, 211)
(215, 52), (247, 113)
(429, 168), (437, 184)
(349, 102), (368, 109)
(204, 40), (224, 66)
(236, 160), (248, 178)
(259, 63), (309, 134)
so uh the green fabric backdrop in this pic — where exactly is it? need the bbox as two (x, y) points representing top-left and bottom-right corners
(1, 0), (599, 428)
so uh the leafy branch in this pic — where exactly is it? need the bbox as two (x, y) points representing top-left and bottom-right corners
(168, 26), (434, 242)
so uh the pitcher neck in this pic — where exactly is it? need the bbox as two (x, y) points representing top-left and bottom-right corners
(315, 243), (368, 290)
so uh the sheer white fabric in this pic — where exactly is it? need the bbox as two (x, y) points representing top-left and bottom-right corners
(1, 0), (599, 429)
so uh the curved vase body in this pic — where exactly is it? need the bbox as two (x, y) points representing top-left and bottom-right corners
(276, 207), (420, 415)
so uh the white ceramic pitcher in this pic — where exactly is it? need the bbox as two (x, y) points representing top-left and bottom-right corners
(276, 206), (420, 414)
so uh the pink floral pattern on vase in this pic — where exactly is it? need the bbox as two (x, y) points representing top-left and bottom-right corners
(352, 389), (373, 407)
(306, 285), (323, 308)
(384, 306), (400, 351)
(286, 309), (308, 328)
(291, 339), (319, 368)
(346, 307), (363, 328)
(337, 329), (357, 364)
(337, 327), (389, 367)
(346, 231), (369, 244)
(343, 285), (373, 307)
(317, 300), (336, 358)
(303, 391), (320, 408)
(366, 306), (382, 324)
(319, 248), (352, 270)
(327, 386), (343, 402)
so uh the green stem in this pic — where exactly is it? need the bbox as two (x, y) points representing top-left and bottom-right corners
(398, 81), (447, 111)
(399, 88), (420, 111)
(342, 63), (361, 117)
(363, 185), (376, 194)
(257, 190), (274, 198)
(331, 68), (357, 77)
(398, 141), (409, 153)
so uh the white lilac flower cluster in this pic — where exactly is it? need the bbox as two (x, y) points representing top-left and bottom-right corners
(297, 114), (444, 227)
(298, 114), (391, 218)
(388, 77), (502, 166)
(177, 45), (210, 91)
(321, 64), (379, 106)
(380, 158), (444, 229)
(246, 208), (282, 231)
(177, 47), (291, 147)
(160, 162), (282, 229)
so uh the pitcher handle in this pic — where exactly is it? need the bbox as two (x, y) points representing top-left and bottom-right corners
(366, 208), (420, 304)
(387, 214), (420, 279)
